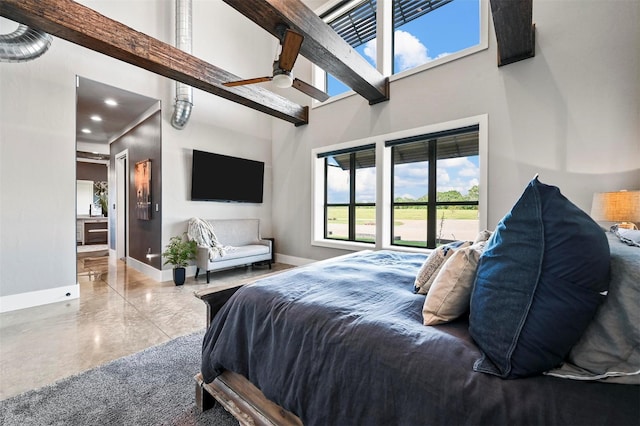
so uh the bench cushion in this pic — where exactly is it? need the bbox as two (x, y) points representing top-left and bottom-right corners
(210, 244), (269, 262)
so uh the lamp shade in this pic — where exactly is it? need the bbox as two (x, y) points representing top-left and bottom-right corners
(590, 190), (640, 225)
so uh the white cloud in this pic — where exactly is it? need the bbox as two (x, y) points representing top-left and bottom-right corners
(327, 168), (349, 193)
(459, 166), (479, 177)
(363, 38), (376, 63)
(439, 157), (474, 168)
(437, 167), (450, 183)
(355, 168), (376, 202)
(361, 31), (453, 74)
(394, 30), (429, 72)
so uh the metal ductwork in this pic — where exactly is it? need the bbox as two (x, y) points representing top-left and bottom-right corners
(0, 24), (52, 62)
(171, 0), (193, 130)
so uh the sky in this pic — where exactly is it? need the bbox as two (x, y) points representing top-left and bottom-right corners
(327, 155), (479, 203)
(326, 0), (481, 204)
(327, 0), (481, 94)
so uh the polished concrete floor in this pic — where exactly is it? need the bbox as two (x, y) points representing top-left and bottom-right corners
(0, 252), (293, 400)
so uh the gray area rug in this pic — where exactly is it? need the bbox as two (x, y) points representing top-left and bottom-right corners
(0, 330), (238, 425)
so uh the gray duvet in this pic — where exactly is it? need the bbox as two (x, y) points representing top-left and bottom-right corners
(201, 250), (639, 426)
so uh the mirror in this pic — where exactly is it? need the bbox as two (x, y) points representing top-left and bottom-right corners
(77, 180), (94, 216)
(76, 180), (107, 216)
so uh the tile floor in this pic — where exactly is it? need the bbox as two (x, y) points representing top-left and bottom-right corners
(0, 252), (293, 400)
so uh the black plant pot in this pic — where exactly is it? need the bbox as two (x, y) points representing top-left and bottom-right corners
(173, 267), (186, 286)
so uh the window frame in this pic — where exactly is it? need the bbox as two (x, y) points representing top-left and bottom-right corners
(321, 145), (377, 244)
(388, 125), (480, 249)
(312, 114), (488, 252)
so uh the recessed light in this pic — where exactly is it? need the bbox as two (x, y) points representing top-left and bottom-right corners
(104, 98), (118, 106)
(81, 128), (92, 134)
(90, 115), (102, 122)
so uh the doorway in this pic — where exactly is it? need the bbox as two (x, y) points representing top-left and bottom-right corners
(115, 150), (129, 261)
(75, 76), (160, 279)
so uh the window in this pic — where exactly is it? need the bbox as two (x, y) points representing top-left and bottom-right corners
(320, 0), (483, 97)
(388, 125), (479, 248)
(391, 0), (480, 74)
(312, 115), (486, 252)
(321, 145), (376, 243)
(324, 0), (377, 97)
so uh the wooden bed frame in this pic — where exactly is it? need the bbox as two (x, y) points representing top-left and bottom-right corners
(194, 280), (303, 426)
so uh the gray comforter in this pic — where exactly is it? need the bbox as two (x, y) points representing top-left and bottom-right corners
(201, 250), (639, 425)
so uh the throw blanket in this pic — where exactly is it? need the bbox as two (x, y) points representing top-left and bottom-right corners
(187, 218), (233, 260)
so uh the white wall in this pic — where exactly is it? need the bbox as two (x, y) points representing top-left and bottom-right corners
(0, 0), (275, 310)
(2, 0), (638, 310)
(271, 0), (640, 262)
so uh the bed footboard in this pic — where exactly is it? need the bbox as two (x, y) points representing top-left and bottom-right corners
(195, 371), (302, 426)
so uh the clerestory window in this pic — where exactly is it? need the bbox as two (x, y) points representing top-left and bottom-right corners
(320, 0), (483, 98)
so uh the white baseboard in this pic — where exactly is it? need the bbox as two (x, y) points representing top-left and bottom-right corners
(126, 256), (163, 282)
(0, 284), (79, 313)
(275, 253), (314, 267)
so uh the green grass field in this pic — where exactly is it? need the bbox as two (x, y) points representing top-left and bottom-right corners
(327, 206), (478, 224)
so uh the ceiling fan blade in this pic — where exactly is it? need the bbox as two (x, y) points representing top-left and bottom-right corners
(292, 78), (330, 102)
(278, 29), (303, 72)
(223, 77), (272, 87)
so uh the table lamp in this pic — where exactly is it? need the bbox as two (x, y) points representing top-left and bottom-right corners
(590, 190), (640, 230)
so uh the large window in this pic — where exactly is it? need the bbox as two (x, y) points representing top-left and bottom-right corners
(312, 116), (486, 252)
(321, 0), (483, 97)
(388, 125), (479, 248)
(322, 145), (376, 243)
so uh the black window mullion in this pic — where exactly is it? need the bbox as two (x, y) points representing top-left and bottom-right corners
(324, 158), (329, 239)
(426, 139), (437, 248)
(390, 147), (396, 244)
(348, 153), (356, 241)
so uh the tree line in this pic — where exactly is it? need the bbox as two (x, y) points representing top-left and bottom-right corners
(394, 185), (479, 209)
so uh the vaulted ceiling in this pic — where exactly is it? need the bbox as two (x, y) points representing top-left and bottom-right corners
(0, 0), (534, 126)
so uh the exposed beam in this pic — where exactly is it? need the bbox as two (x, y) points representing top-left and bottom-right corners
(0, 0), (309, 126)
(490, 0), (535, 66)
(222, 0), (389, 105)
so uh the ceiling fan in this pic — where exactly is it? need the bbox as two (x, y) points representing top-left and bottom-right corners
(223, 26), (329, 102)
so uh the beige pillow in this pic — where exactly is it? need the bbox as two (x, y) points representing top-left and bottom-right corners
(474, 229), (493, 244)
(422, 241), (487, 325)
(414, 241), (471, 294)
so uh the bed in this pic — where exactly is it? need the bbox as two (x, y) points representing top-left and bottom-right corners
(195, 179), (639, 425)
(196, 245), (638, 425)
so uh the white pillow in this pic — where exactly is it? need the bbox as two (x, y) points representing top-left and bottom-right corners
(422, 241), (487, 326)
(413, 241), (471, 295)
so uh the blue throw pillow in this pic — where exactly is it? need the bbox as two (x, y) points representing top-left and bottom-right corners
(469, 177), (610, 378)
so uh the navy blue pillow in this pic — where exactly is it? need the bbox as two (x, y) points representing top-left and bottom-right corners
(469, 177), (610, 378)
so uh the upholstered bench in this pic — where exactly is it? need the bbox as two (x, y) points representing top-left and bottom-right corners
(194, 219), (272, 283)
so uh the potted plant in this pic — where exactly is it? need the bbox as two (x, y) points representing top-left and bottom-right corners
(162, 233), (197, 285)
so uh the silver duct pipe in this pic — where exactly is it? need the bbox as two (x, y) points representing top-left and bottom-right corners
(171, 0), (193, 130)
(0, 24), (52, 63)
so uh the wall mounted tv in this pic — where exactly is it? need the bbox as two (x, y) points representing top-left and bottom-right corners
(191, 150), (264, 203)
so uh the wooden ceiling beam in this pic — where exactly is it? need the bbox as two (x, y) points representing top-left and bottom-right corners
(490, 0), (535, 66)
(0, 0), (309, 126)
(222, 0), (389, 105)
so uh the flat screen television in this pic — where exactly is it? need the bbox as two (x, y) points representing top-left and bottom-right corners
(191, 150), (264, 203)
